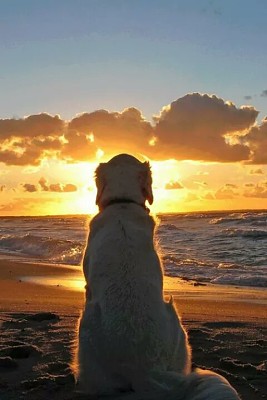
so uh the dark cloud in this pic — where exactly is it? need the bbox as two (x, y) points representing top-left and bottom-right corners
(0, 147), (44, 166)
(60, 129), (96, 162)
(48, 183), (78, 192)
(165, 181), (184, 190)
(68, 107), (153, 156)
(0, 114), (64, 140)
(0, 113), (65, 165)
(153, 93), (258, 162)
(260, 90), (267, 97)
(244, 95), (252, 100)
(0, 185), (5, 192)
(243, 118), (267, 164)
(22, 183), (38, 192)
(39, 177), (49, 191)
(23, 177), (78, 193)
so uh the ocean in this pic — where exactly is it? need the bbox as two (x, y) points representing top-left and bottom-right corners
(0, 210), (266, 289)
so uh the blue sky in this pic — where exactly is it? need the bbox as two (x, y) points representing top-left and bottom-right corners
(1, 0), (266, 121)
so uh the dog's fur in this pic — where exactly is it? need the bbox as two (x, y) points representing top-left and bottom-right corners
(75, 154), (240, 399)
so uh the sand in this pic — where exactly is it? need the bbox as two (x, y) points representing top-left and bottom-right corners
(0, 259), (266, 399)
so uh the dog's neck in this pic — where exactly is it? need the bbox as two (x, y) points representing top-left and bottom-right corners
(102, 198), (150, 213)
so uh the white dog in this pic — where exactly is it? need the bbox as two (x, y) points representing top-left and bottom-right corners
(76, 154), (240, 399)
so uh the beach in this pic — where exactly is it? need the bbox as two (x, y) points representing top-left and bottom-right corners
(0, 258), (266, 399)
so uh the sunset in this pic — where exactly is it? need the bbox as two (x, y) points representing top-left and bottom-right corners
(1, 2), (267, 216)
(0, 2), (266, 399)
(1, 97), (267, 215)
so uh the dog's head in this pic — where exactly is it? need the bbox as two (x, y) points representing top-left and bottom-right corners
(95, 154), (153, 211)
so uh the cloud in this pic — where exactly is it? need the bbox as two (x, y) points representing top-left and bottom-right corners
(225, 183), (238, 188)
(0, 94), (262, 166)
(48, 183), (77, 192)
(68, 107), (153, 156)
(22, 183), (38, 192)
(260, 90), (267, 97)
(0, 113), (64, 140)
(165, 181), (184, 190)
(39, 177), (49, 191)
(153, 93), (258, 162)
(60, 129), (96, 162)
(244, 95), (252, 100)
(249, 168), (264, 175)
(0, 185), (5, 192)
(0, 147), (46, 166)
(23, 177), (78, 193)
(0, 113), (84, 166)
(203, 192), (215, 200)
(214, 185), (239, 199)
(243, 118), (267, 164)
(243, 182), (267, 198)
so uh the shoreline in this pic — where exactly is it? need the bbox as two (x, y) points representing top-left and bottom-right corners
(0, 258), (266, 322)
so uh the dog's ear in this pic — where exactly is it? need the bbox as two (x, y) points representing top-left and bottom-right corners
(139, 162), (153, 205)
(95, 163), (106, 206)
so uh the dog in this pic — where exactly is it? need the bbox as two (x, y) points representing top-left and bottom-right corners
(75, 154), (240, 399)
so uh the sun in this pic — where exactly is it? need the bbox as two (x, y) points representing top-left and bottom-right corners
(74, 188), (98, 215)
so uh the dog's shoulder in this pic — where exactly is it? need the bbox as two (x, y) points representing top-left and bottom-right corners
(90, 205), (156, 232)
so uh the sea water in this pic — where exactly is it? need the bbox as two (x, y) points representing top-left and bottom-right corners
(0, 210), (266, 288)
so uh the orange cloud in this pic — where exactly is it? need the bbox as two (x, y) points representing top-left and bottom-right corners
(22, 183), (38, 192)
(22, 177), (78, 193)
(69, 107), (153, 155)
(0, 94), (263, 166)
(165, 181), (184, 190)
(0, 113), (63, 140)
(249, 168), (264, 175)
(243, 181), (267, 198)
(60, 129), (96, 162)
(153, 93), (258, 162)
(214, 185), (239, 199)
(243, 118), (267, 164)
(0, 114), (63, 165)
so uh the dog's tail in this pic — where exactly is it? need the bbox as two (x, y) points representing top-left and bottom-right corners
(129, 368), (240, 400)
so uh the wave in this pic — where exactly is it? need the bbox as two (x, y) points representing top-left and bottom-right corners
(223, 228), (267, 239)
(0, 212), (266, 289)
(0, 233), (85, 265)
(210, 274), (267, 288)
(210, 212), (267, 226)
(162, 256), (267, 288)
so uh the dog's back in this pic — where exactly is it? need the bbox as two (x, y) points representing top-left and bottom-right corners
(81, 203), (187, 383)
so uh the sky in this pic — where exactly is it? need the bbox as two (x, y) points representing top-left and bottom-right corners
(0, 0), (267, 215)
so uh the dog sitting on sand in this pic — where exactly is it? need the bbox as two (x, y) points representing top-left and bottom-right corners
(75, 154), (240, 399)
